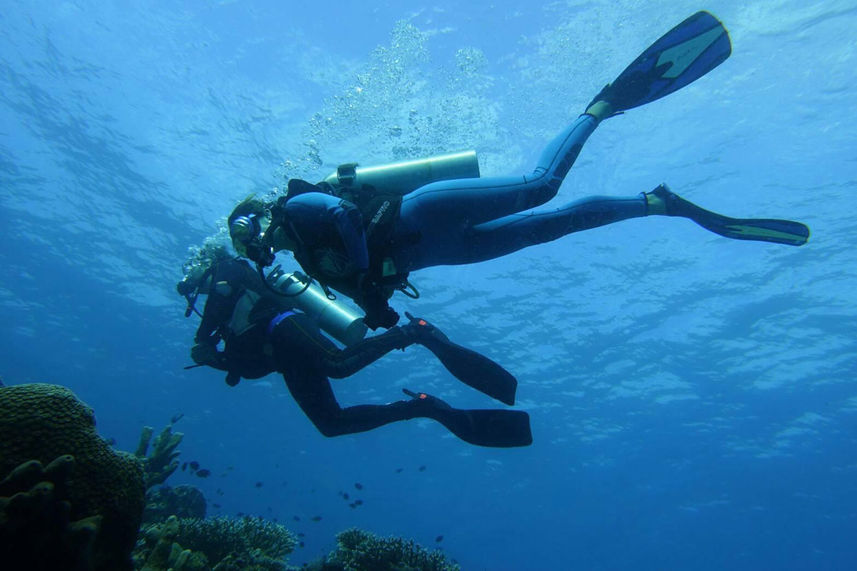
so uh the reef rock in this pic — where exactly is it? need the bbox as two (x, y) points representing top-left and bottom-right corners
(0, 383), (146, 570)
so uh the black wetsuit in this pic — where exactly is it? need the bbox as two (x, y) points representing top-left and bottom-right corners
(193, 258), (433, 437)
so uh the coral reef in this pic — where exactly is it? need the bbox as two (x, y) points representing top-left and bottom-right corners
(0, 456), (101, 570)
(135, 515), (209, 571)
(135, 423), (184, 489)
(143, 484), (207, 524)
(320, 527), (460, 571)
(0, 383), (146, 570)
(134, 515), (296, 570)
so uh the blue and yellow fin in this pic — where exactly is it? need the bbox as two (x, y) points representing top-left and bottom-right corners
(593, 11), (732, 113)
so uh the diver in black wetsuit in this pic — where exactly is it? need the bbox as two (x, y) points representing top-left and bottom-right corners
(177, 255), (531, 448)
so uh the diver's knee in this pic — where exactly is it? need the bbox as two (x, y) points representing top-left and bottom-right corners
(315, 422), (347, 438)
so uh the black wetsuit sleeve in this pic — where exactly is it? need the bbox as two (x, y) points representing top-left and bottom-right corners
(194, 290), (233, 345)
(269, 313), (410, 379)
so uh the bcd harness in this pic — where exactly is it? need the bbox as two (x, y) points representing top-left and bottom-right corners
(265, 177), (420, 301)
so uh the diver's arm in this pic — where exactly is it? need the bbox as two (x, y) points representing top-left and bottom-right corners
(270, 312), (411, 379)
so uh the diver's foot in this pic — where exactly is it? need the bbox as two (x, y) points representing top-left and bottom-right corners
(402, 388), (452, 411)
(585, 84), (618, 121)
(401, 312), (450, 345)
(644, 183), (810, 246)
(643, 183), (694, 217)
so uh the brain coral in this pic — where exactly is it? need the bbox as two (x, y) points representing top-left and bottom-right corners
(0, 383), (146, 570)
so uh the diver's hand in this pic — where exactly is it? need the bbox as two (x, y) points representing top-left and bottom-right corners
(357, 273), (400, 329)
(191, 343), (224, 367)
(363, 304), (400, 330)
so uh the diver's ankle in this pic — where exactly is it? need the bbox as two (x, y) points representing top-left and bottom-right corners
(643, 191), (668, 216)
(585, 100), (614, 122)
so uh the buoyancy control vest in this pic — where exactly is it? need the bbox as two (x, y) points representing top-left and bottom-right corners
(273, 150), (481, 296)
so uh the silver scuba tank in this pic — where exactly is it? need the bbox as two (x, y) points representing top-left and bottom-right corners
(322, 150), (480, 195)
(268, 271), (368, 346)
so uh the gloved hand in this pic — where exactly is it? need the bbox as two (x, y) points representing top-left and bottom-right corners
(191, 343), (223, 367)
(363, 303), (400, 330)
(357, 273), (399, 329)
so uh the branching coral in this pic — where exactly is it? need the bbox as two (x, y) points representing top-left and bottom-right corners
(135, 515), (296, 570)
(135, 423), (183, 489)
(327, 527), (459, 571)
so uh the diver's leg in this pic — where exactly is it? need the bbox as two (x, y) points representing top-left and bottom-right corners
(454, 194), (647, 263)
(401, 113), (600, 228)
(282, 371), (440, 437)
(396, 114), (603, 271)
(458, 185), (809, 260)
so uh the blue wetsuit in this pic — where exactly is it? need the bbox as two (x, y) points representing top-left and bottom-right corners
(394, 113), (646, 271)
(282, 113), (645, 277)
(272, 112), (647, 327)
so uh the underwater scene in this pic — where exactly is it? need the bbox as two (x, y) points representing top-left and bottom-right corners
(2, 1), (856, 569)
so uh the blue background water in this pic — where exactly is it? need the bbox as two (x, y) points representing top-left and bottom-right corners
(2, 1), (856, 569)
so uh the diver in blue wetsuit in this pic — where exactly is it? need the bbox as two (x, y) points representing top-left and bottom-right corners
(229, 12), (809, 329)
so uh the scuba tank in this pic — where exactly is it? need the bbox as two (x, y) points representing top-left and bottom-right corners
(268, 269), (368, 346)
(322, 150), (480, 195)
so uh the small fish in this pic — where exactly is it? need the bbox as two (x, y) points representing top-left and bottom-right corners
(171, 413), (184, 424)
(395, 468), (403, 473)
(349, 502), (357, 509)
(293, 516), (301, 521)
(298, 532), (305, 537)
(216, 488), (224, 496)
(105, 437), (117, 446)
(237, 512), (245, 517)
(418, 465), (427, 472)
(353, 500), (363, 506)
(196, 469), (211, 478)
(435, 535), (444, 543)
(255, 481), (263, 488)
(299, 541), (305, 548)
(311, 516), (322, 522)
(181, 462), (187, 472)
(354, 482), (364, 490)
(342, 492), (350, 500)
(189, 461), (200, 471)
(213, 503), (221, 508)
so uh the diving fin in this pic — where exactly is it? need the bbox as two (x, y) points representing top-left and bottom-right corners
(403, 389), (533, 448)
(649, 184), (810, 246)
(404, 313), (517, 405)
(590, 11), (732, 114)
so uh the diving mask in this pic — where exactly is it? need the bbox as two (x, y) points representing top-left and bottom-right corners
(229, 213), (274, 265)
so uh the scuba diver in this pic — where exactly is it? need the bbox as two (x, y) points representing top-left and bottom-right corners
(228, 11), (810, 329)
(176, 248), (531, 448)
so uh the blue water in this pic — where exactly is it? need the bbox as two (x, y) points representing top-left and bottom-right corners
(2, 1), (856, 569)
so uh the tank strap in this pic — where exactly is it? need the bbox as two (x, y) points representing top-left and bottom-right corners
(266, 311), (297, 336)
